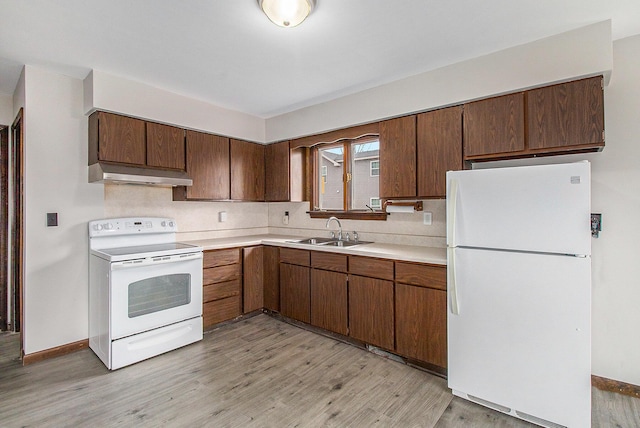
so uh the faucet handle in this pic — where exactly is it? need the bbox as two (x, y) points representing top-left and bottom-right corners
(330, 231), (335, 239)
(353, 231), (359, 242)
(345, 232), (351, 241)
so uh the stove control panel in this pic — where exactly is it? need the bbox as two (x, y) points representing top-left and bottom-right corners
(89, 217), (178, 237)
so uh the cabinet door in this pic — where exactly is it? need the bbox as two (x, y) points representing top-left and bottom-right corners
(311, 269), (348, 335)
(184, 130), (230, 200)
(417, 106), (462, 198)
(379, 116), (416, 199)
(97, 112), (146, 165)
(395, 284), (447, 368)
(464, 93), (525, 158)
(263, 246), (280, 311)
(280, 263), (310, 323)
(527, 76), (604, 150)
(230, 139), (265, 201)
(243, 246), (264, 313)
(265, 141), (290, 202)
(348, 275), (394, 350)
(146, 122), (185, 170)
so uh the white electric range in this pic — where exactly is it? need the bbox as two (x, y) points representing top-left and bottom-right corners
(89, 217), (203, 370)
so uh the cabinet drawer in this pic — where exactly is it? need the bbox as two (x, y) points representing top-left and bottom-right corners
(349, 256), (394, 280)
(280, 248), (310, 266)
(395, 262), (446, 290)
(203, 279), (241, 303)
(203, 264), (241, 285)
(311, 251), (347, 272)
(203, 296), (241, 327)
(203, 248), (241, 268)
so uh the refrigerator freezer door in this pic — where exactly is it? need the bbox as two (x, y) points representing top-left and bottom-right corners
(447, 162), (591, 256)
(448, 247), (591, 427)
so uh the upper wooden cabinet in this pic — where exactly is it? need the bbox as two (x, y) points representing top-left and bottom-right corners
(230, 139), (265, 201)
(379, 115), (417, 199)
(464, 92), (526, 158)
(89, 111), (186, 170)
(527, 76), (604, 151)
(173, 130), (230, 201)
(146, 122), (185, 170)
(89, 111), (146, 166)
(417, 106), (463, 198)
(265, 141), (290, 202)
(464, 76), (605, 161)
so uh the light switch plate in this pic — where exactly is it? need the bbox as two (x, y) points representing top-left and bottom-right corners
(46, 212), (58, 227)
(219, 211), (227, 222)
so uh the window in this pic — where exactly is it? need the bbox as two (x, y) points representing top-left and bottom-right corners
(313, 137), (384, 219)
(370, 160), (380, 177)
(369, 197), (382, 210)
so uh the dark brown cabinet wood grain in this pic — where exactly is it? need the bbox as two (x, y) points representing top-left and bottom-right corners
(174, 130), (230, 201)
(146, 122), (185, 170)
(230, 139), (265, 201)
(464, 92), (525, 159)
(348, 274), (394, 351)
(310, 269), (348, 335)
(202, 248), (242, 329)
(263, 246), (280, 311)
(89, 111), (146, 166)
(527, 76), (604, 151)
(265, 141), (290, 202)
(395, 283), (447, 369)
(379, 115), (417, 199)
(417, 106), (463, 198)
(280, 263), (310, 323)
(243, 246), (264, 314)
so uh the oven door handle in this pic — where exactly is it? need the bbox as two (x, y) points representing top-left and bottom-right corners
(111, 252), (203, 270)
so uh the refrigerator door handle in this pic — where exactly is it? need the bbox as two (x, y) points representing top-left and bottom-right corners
(448, 247), (460, 315)
(447, 178), (459, 247)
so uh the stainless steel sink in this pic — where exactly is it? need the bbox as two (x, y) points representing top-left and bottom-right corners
(290, 237), (372, 247)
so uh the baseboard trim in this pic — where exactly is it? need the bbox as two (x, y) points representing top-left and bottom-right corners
(22, 339), (89, 366)
(592, 375), (640, 398)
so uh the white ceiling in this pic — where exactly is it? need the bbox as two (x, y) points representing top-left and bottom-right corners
(1, 0), (639, 118)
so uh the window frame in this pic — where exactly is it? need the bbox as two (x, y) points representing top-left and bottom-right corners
(309, 135), (386, 221)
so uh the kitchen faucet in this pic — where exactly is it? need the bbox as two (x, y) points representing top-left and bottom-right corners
(326, 216), (342, 240)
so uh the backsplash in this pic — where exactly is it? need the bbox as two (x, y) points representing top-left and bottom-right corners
(104, 185), (446, 247)
(103, 185), (269, 240)
(268, 201), (446, 247)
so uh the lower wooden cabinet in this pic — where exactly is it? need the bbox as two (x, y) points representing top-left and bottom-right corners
(243, 246), (264, 313)
(263, 246), (280, 311)
(202, 248), (242, 328)
(310, 269), (348, 335)
(280, 263), (310, 323)
(395, 284), (447, 368)
(348, 274), (395, 351)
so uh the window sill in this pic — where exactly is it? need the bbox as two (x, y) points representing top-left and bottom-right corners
(307, 210), (388, 221)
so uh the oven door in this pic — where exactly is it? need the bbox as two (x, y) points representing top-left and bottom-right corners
(110, 252), (203, 340)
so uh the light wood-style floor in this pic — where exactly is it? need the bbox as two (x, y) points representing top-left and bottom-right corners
(0, 315), (638, 427)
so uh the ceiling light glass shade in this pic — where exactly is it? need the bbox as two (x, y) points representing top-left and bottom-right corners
(258, 0), (316, 27)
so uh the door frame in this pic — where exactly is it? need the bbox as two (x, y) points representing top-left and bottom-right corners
(0, 125), (7, 331)
(10, 109), (24, 356)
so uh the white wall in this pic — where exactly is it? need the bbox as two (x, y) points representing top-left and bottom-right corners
(22, 66), (104, 354)
(84, 70), (265, 143)
(0, 94), (13, 125)
(266, 21), (613, 142)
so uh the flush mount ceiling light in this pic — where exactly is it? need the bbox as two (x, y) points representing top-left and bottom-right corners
(258, 0), (316, 28)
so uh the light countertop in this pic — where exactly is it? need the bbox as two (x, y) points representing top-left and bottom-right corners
(184, 234), (446, 265)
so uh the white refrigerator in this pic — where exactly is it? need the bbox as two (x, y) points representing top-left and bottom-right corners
(446, 162), (591, 428)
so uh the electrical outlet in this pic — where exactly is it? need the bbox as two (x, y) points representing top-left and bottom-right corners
(219, 211), (227, 222)
(423, 212), (432, 225)
(591, 213), (602, 238)
(46, 212), (58, 227)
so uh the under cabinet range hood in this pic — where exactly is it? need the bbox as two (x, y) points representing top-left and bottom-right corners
(88, 163), (193, 187)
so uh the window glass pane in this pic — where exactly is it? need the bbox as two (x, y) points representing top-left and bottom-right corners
(351, 140), (380, 210)
(318, 146), (344, 210)
(128, 274), (191, 318)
